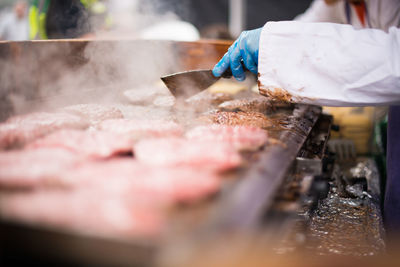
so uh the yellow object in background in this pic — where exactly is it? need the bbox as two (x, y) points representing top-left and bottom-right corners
(208, 80), (248, 95)
(324, 107), (375, 155)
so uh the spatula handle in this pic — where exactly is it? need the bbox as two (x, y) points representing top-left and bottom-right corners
(220, 60), (247, 79)
(221, 68), (233, 79)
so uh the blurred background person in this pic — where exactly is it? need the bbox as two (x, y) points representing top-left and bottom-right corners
(148, 0), (311, 39)
(0, 1), (29, 41)
(124, 0), (311, 41)
(29, 0), (91, 39)
(101, 0), (200, 41)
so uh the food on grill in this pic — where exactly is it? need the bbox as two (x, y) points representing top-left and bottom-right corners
(218, 98), (270, 112)
(179, 90), (233, 112)
(0, 69), (289, 244)
(0, 112), (89, 150)
(0, 190), (165, 237)
(61, 159), (221, 203)
(28, 129), (134, 158)
(186, 91), (233, 106)
(0, 148), (82, 189)
(186, 125), (268, 151)
(123, 83), (169, 105)
(59, 104), (124, 125)
(218, 97), (292, 113)
(0, 157), (222, 237)
(134, 138), (242, 171)
(201, 111), (274, 129)
(98, 119), (184, 140)
(123, 89), (159, 104)
(153, 96), (176, 107)
(143, 167), (220, 202)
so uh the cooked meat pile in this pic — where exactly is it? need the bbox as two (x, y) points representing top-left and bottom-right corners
(202, 111), (274, 129)
(218, 97), (292, 113)
(0, 102), (270, 239)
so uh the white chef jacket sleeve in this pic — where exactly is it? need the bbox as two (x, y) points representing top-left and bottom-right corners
(258, 21), (400, 106)
(295, 0), (345, 24)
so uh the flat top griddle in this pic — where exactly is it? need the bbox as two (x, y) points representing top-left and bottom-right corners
(0, 102), (321, 266)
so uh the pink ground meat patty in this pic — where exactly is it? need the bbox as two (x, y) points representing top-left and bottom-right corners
(98, 119), (183, 140)
(0, 190), (165, 238)
(0, 112), (89, 150)
(0, 148), (83, 189)
(185, 125), (268, 151)
(0, 158), (222, 237)
(59, 104), (124, 126)
(134, 138), (242, 171)
(28, 129), (134, 158)
(61, 159), (221, 203)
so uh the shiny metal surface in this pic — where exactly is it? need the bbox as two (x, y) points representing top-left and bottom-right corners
(161, 70), (219, 98)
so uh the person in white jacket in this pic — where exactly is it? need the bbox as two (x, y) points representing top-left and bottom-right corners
(213, 0), (400, 235)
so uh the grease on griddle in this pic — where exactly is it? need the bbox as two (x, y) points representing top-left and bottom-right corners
(306, 191), (385, 256)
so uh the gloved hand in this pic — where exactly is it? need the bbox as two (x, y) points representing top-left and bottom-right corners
(212, 28), (262, 81)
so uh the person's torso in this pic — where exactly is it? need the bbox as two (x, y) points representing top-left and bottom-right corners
(329, 0), (400, 30)
(29, 0), (90, 40)
(2, 14), (28, 41)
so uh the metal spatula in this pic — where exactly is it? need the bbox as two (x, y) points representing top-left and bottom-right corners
(161, 69), (233, 98)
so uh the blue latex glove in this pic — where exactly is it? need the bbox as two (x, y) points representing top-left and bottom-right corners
(212, 28), (262, 81)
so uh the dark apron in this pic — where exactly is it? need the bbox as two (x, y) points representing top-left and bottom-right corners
(384, 106), (400, 233)
(45, 0), (90, 39)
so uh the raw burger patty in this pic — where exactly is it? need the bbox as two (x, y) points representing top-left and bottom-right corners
(134, 138), (242, 171)
(123, 88), (158, 104)
(0, 112), (89, 150)
(0, 190), (164, 238)
(0, 148), (82, 189)
(98, 119), (183, 140)
(62, 159), (221, 203)
(59, 104), (123, 125)
(28, 129), (134, 158)
(186, 125), (268, 151)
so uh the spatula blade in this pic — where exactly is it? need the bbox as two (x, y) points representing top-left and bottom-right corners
(161, 69), (220, 98)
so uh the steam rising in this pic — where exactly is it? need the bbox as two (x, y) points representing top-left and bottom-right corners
(0, 0), (201, 121)
(98, 0), (198, 41)
(0, 0), (239, 125)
